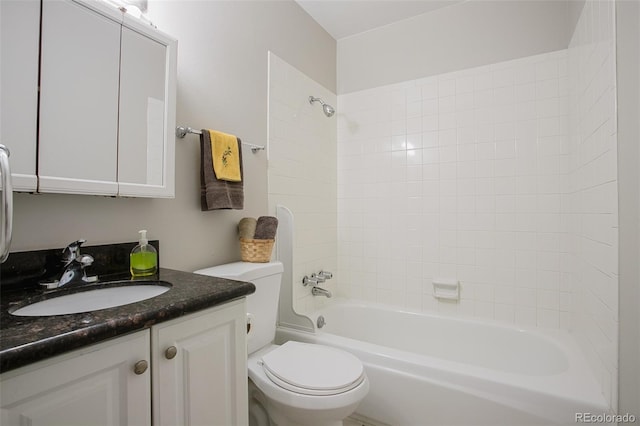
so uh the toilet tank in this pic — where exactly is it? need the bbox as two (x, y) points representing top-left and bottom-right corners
(194, 261), (283, 355)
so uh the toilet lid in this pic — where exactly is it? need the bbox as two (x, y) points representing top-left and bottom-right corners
(260, 341), (365, 396)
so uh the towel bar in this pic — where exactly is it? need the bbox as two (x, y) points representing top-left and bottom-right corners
(175, 126), (265, 153)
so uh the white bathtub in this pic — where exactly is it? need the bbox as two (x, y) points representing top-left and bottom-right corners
(276, 301), (611, 426)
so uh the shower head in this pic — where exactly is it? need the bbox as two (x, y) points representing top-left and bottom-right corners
(322, 103), (335, 118)
(309, 96), (335, 118)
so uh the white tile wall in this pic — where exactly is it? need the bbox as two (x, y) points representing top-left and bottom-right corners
(567, 0), (618, 411)
(267, 53), (338, 315)
(268, 3), (618, 410)
(337, 50), (571, 328)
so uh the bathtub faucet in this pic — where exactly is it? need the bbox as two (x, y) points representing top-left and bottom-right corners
(311, 286), (332, 298)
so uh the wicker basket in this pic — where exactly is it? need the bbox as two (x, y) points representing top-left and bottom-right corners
(240, 238), (275, 263)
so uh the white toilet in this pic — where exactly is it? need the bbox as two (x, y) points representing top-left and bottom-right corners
(194, 261), (369, 426)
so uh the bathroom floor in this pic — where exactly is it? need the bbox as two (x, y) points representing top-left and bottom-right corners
(345, 414), (390, 426)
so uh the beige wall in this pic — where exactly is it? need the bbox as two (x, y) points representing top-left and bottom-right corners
(337, 0), (571, 94)
(10, 0), (336, 272)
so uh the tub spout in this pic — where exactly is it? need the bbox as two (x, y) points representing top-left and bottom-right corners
(311, 286), (332, 298)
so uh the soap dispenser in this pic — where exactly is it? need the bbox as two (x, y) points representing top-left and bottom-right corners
(130, 230), (158, 277)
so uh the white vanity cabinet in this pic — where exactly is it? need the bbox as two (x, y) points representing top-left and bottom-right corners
(0, 0), (40, 192)
(0, 300), (248, 426)
(152, 299), (249, 426)
(0, 331), (152, 426)
(38, 0), (176, 197)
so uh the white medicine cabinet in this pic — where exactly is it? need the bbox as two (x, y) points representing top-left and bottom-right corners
(0, 0), (40, 192)
(2, 0), (177, 198)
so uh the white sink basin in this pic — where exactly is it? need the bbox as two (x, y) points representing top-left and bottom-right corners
(11, 284), (171, 317)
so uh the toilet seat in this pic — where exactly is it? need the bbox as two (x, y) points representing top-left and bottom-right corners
(259, 341), (365, 396)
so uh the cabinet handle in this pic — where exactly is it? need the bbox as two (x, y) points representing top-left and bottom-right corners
(165, 346), (178, 360)
(134, 360), (148, 375)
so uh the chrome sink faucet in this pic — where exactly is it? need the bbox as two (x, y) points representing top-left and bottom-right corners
(41, 239), (97, 289)
(59, 239), (96, 287)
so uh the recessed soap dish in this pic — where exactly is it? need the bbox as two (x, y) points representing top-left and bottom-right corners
(433, 278), (459, 301)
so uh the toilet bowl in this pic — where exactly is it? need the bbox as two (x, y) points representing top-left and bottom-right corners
(194, 261), (368, 426)
(249, 343), (369, 426)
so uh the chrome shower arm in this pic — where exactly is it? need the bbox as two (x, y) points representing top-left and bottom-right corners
(309, 95), (335, 117)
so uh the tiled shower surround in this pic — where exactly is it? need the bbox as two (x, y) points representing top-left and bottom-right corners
(336, 1), (618, 409)
(337, 49), (572, 326)
(268, 0), (618, 411)
(268, 53), (338, 314)
(567, 0), (618, 409)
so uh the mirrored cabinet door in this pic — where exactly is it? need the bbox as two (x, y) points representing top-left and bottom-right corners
(38, 0), (121, 195)
(118, 22), (176, 198)
(118, 27), (166, 195)
(0, 0), (40, 192)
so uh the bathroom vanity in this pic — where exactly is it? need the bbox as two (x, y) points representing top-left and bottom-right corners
(0, 267), (254, 426)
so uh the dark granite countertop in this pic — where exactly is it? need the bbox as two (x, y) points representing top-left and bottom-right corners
(0, 268), (255, 373)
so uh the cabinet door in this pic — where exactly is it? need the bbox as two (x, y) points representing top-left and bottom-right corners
(152, 299), (249, 426)
(118, 22), (176, 198)
(0, 0), (39, 191)
(0, 331), (151, 426)
(38, 0), (121, 195)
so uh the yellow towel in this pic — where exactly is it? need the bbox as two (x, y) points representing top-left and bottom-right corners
(208, 129), (241, 182)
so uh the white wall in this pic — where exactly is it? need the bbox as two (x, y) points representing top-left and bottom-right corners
(9, 1), (336, 273)
(615, 0), (640, 417)
(337, 50), (570, 327)
(337, 0), (571, 94)
(566, 0), (619, 410)
(267, 53), (337, 315)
